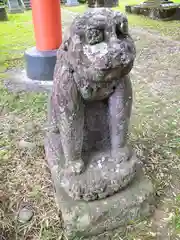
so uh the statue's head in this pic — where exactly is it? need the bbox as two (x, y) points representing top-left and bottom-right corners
(61, 8), (136, 79)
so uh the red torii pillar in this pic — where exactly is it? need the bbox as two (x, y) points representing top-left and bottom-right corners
(25, 0), (62, 81)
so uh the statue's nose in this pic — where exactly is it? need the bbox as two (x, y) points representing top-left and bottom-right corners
(109, 37), (122, 51)
(109, 35), (117, 42)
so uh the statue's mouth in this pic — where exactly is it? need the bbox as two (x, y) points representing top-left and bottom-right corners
(93, 54), (132, 72)
(95, 64), (124, 73)
(91, 67), (123, 83)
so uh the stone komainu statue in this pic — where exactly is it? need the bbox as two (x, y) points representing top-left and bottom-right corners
(46, 8), (137, 201)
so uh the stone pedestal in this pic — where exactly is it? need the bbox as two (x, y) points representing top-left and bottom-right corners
(50, 165), (155, 239)
(45, 130), (155, 239)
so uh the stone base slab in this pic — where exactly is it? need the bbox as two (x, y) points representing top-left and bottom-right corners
(4, 70), (53, 93)
(51, 165), (155, 239)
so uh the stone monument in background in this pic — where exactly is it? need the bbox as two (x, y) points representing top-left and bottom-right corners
(65, 0), (79, 7)
(88, 0), (118, 8)
(0, 3), (8, 21)
(125, 0), (180, 20)
(7, 0), (24, 13)
(45, 8), (155, 239)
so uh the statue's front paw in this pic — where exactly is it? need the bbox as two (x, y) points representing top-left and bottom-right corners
(112, 145), (133, 162)
(65, 159), (85, 176)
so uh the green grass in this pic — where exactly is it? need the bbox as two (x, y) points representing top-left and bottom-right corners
(0, 11), (35, 72)
(172, 195), (180, 233)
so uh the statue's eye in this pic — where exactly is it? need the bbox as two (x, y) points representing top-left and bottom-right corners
(121, 21), (128, 35)
(116, 21), (128, 39)
(116, 25), (123, 39)
(86, 29), (104, 45)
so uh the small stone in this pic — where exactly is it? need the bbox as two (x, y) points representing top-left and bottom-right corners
(102, 157), (105, 162)
(98, 162), (102, 168)
(19, 140), (36, 149)
(18, 207), (33, 223)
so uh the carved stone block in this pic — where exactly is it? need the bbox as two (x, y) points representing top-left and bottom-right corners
(46, 158), (155, 239)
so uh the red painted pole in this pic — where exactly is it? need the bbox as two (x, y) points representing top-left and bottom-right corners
(31, 0), (62, 51)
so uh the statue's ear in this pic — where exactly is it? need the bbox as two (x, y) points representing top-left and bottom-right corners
(62, 39), (69, 51)
(62, 29), (71, 51)
(121, 21), (128, 35)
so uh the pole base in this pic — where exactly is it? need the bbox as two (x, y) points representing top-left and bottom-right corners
(24, 47), (57, 81)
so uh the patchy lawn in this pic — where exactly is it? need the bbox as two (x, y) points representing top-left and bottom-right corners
(0, 3), (180, 240)
(0, 85), (59, 239)
(0, 12), (35, 72)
